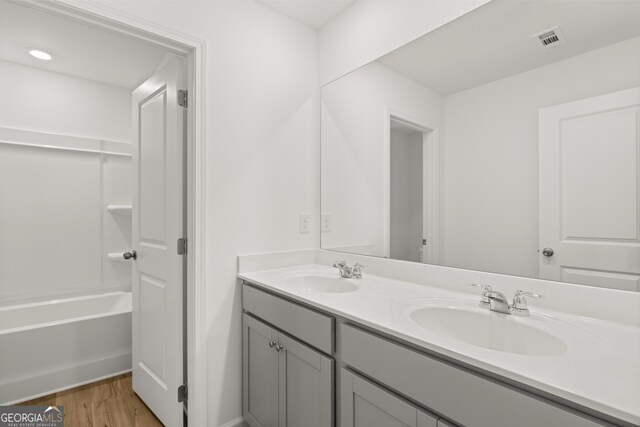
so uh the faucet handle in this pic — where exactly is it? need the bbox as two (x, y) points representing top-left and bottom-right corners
(511, 290), (544, 315)
(514, 290), (544, 299)
(351, 263), (365, 278)
(469, 283), (492, 307)
(333, 260), (347, 268)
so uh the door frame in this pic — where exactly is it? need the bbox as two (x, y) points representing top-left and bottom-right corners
(383, 108), (439, 263)
(17, 1), (208, 424)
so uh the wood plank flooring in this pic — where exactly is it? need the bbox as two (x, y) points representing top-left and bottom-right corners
(20, 373), (164, 427)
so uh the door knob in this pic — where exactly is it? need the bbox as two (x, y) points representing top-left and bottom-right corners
(123, 250), (137, 260)
(541, 247), (554, 257)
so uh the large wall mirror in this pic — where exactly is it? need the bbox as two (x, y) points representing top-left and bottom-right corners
(320, 0), (640, 291)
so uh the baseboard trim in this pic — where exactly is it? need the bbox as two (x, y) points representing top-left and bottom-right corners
(219, 416), (247, 427)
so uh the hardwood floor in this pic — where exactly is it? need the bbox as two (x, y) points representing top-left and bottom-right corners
(20, 373), (164, 427)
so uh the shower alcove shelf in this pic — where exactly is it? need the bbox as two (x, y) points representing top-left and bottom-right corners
(107, 205), (132, 215)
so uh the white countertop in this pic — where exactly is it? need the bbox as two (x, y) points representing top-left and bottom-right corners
(239, 263), (640, 426)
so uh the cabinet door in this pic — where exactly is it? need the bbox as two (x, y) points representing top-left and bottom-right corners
(243, 314), (279, 427)
(341, 369), (419, 427)
(278, 333), (334, 427)
(418, 410), (439, 427)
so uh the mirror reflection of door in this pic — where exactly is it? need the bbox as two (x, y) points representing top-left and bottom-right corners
(389, 117), (435, 263)
(539, 88), (640, 291)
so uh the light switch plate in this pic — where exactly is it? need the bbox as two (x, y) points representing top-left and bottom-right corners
(299, 213), (311, 233)
(321, 213), (331, 232)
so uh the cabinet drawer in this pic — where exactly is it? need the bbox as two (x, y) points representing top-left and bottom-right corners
(243, 283), (334, 354)
(341, 324), (612, 427)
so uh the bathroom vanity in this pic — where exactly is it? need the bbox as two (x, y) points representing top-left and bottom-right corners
(238, 251), (640, 427)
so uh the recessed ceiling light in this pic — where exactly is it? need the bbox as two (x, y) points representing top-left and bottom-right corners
(29, 49), (52, 61)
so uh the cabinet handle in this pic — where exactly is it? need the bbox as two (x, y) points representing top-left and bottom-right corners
(268, 340), (276, 348)
(275, 344), (284, 352)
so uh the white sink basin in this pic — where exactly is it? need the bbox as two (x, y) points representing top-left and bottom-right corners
(286, 275), (359, 293)
(409, 304), (567, 356)
(391, 297), (601, 357)
(277, 270), (376, 294)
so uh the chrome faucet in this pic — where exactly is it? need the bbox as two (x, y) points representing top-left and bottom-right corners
(333, 261), (365, 279)
(486, 291), (511, 314)
(470, 284), (544, 315)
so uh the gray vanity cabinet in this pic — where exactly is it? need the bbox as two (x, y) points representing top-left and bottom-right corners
(341, 369), (440, 427)
(242, 286), (334, 427)
(244, 314), (280, 427)
(241, 281), (616, 427)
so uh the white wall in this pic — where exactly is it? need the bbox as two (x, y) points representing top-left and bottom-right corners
(318, 0), (490, 85)
(67, 1), (319, 425)
(0, 61), (132, 304)
(0, 60), (132, 141)
(321, 61), (443, 256)
(443, 36), (640, 278)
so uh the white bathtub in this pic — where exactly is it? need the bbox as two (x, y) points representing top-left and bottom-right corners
(0, 291), (132, 404)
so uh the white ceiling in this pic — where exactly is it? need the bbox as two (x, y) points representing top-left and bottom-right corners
(0, 1), (168, 89)
(378, 0), (640, 95)
(257, 0), (356, 29)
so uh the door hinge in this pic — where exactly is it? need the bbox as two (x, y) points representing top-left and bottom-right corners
(177, 90), (188, 108)
(177, 238), (187, 255)
(178, 384), (188, 403)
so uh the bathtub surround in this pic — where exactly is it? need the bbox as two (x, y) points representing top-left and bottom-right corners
(0, 126), (132, 305)
(0, 60), (134, 305)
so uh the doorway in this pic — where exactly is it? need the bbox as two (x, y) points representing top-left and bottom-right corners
(385, 113), (439, 264)
(0, 1), (205, 425)
(390, 124), (424, 262)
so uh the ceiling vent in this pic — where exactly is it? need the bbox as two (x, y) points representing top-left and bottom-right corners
(532, 26), (566, 50)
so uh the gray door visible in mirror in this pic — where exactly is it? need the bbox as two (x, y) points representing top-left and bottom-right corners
(320, 0), (640, 291)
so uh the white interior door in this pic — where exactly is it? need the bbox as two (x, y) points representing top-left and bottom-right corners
(132, 57), (186, 426)
(539, 87), (640, 291)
